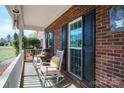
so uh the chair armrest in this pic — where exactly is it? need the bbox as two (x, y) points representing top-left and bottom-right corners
(46, 66), (58, 70)
(45, 66), (59, 72)
(46, 66), (57, 68)
(41, 62), (50, 66)
(40, 66), (59, 74)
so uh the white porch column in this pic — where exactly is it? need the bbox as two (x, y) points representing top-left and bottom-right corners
(19, 27), (23, 53)
(18, 6), (24, 53)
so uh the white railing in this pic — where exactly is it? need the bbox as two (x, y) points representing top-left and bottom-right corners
(24, 49), (42, 61)
(25, 49), (42, 55)
(0, 50), (24, 88)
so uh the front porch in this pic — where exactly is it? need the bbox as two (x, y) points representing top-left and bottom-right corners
(0, 5), (124, 88)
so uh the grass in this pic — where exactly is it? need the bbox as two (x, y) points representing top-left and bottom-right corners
(0, 46), (16, 62)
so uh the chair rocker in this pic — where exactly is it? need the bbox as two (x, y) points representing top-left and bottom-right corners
(39, 50), (64, 87)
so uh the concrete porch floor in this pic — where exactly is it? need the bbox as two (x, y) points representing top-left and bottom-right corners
(22, 62), (78, 88)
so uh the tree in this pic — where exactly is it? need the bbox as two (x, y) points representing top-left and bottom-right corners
(6, 34), (12, 46)
(6, 34), (11, 42)
(13, 32), (41, 55)
(14, 32), (18, 40)
(13, 38), (19, 55)
(0, 38), (4, 46)
(22, 36), (28, 49)
(0, 38), (7, 46)
(28, 37), (41, 49)
(13, 34), (28, 55)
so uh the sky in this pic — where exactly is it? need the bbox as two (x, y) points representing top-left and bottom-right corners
(0, 5), (34, 39)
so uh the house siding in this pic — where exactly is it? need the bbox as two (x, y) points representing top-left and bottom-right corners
(45, 5), (124, 88)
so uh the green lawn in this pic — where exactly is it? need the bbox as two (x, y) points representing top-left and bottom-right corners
(0, 46), (16, 62)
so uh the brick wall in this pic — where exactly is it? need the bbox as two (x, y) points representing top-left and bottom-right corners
(96, 6), (124, 88)
(45, 5), (124, 88)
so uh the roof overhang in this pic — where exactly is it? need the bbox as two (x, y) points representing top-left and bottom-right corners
(6, 5), (72, 31)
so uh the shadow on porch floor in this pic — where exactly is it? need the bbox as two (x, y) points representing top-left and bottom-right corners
(22, 62), (78, 88)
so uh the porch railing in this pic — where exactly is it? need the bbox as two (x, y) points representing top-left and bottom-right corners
(0, 50), (24, 88)
(24, 49), (42, 61)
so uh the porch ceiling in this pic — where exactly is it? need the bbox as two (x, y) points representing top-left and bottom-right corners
(23, 5), (72, 31)
(7, 5), (72, 31)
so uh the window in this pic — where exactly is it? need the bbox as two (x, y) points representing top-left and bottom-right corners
(45, 32), (54, 48)
(69, 17), (82, 79)
(70, 20), (82, 48)
(49, 32), (54, 48)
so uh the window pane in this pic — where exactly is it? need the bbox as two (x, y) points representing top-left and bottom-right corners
(74, 22), (77, 30)
(78, 20), (81, 28)
(70, 27), (82, 48)
(70, 24), (72, 30)
(70, 49), (82, 78)
(49, 32), (54, 48)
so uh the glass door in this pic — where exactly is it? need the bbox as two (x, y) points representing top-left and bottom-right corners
(68, 17), (82, 79)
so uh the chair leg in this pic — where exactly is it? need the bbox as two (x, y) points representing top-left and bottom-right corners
(56, 73), (60, 82)
(43, 73), (46, 87)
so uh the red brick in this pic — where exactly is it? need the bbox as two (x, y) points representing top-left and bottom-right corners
(114, 50), (124, 54)
(96, 38), (107, 42)
(102, 62), (113, 68)
(101, 49), (113, 53)
(121, 38), (124, 41)
(122, 46), (124, 49)
(114, 65), (124, 70)
(114, 58), (124, 62)
(106, 46), (121, 49)
(96, 46), (106, 49)
(107, 38), (120, 42)
(102, 56), (113, 60)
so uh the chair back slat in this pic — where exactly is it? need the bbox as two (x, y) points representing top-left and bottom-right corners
(56, 50), (64, 71)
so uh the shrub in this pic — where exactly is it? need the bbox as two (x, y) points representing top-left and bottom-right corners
(13, 33), (41, 55)
(28, 37), (41, 49)
(13, 33), (28, 55)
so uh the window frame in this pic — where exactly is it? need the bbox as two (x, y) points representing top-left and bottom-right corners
(68, 17), (83, 80)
